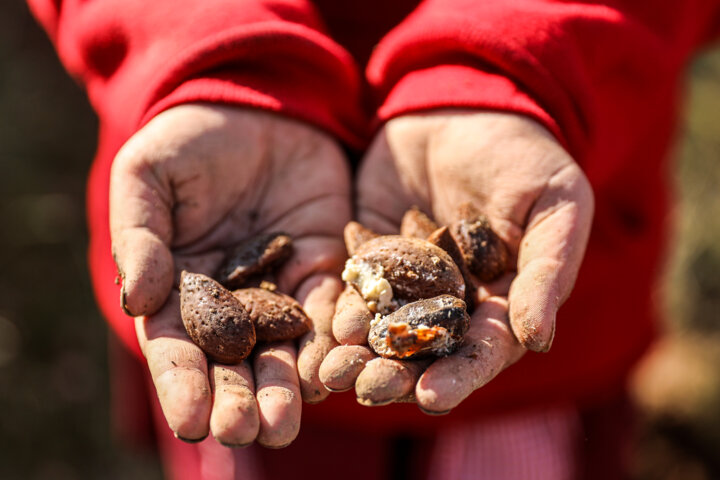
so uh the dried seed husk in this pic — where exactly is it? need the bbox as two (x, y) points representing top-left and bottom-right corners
(450, 215), (508, 283)
(343, 221), (379, 256)
(350, 236), (465, 306)
(368, 295), (469, 359)
(217, 233), (292, 289)
(400, 206), (438, 239)
(426, 226), (476, 311)
(180, 271), (256, 364)
(232, 288), (310, 342)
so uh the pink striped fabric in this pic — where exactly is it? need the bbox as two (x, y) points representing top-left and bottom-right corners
(150, 378), (580, 480)
(427, 406), (581, 480)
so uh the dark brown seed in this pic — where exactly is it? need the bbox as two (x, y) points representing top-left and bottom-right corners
(368, 295), (469, 359)
(349, 236), (465, 307)
(400, 206), (438, 239)
(344, 221), (379, 256)
(180, 271), (256, 364)
(450, 215), (508, 283)
(232, 288), (310, 342)
(217, 233), (292, 289)
(239, 272), (278, 290)
(426, 226), (476, 311)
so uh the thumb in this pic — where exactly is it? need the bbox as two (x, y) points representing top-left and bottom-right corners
(110, 142), (174, 317)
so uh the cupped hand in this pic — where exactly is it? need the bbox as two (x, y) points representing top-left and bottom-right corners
(110, 104), (349, 447)
(320, 111), (594, 414)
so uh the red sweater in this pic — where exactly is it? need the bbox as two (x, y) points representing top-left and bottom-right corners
(28, 0), (720, 433)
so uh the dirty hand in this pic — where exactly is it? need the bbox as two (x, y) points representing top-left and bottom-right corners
(320, 111), (594, 414)
(110, 104), (348, 446)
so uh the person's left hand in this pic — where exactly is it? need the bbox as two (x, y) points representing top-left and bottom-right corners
(319, 111), (594, 414)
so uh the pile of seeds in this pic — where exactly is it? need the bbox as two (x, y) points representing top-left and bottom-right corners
(341, 205), (508, 360)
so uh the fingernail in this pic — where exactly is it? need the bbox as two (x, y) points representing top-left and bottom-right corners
(262, 441), (293, 450)
(174, 432), (208, 443)
(120, 286), (135, 317)
(324, 385), (351, 393)
(356, 397), (394, 407)
(418, 406), (452, 416)
(216, 439), (254, 449)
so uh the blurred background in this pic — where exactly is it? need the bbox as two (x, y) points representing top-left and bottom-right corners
(0, 2), (718, 479)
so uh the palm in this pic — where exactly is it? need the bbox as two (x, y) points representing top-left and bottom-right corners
(324, 111), (594, 413)
(110, 105), (350, 446)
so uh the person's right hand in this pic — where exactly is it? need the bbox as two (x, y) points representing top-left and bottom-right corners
(110, 104), (350, 447)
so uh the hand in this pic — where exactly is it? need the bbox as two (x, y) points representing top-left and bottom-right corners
(320, 111), (594, 414)
(110, 104), (349, 446)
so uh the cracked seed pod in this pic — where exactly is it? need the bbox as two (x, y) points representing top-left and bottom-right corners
(344, 221), (379, 256)
(400, 206), (438, 239)
(343, 235), (465, 314)
(426, 225), (477, 310)
(180, 271), (256, 364)
(216, 233), (292, 289)
(232, 288), (310, 342)
(450, 214), (508, 283)
(368, 295), (470, 359)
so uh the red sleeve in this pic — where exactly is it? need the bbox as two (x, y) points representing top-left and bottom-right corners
(26, 0), (366, 146)
(367, 0), (720, 160)
(26, 0), (367, 359)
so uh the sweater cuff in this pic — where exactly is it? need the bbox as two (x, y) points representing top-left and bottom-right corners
(144, 70), (365, 149)
(375, 63), (568, 151)
(127, 23), (367, 148)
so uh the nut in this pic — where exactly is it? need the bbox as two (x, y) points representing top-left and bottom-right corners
(450, 214), (508, 283)
(346, 235), (465, 310)
(180, 271), (256, 364)
(426, 226), (476, 310)
(343, 221), (379, 256)
(340, 206), (509, 361)
(216, 233), (292, 289)
(400, 206), (438, 239)
(368, 295), (470, 359)
(232, 288), (310, 342)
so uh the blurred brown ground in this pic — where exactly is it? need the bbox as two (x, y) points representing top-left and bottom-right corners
(0, 2), (161, 479)
(0, 2), (718, 479)
(628, 46), (720, 480)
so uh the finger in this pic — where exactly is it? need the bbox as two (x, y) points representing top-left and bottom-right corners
(110, 144), (174, 317)
(209, 362), (259, 447)
(355, 357), (431, 406)
(415, 297), (525, 414)
(332, 285), (373, 345)
(295, 274), (342, 403)
(135, 292), (211, 441)
(253, 342), (302, 448)
(319, 345), (375, 392)
(509, 163), (594, 351)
